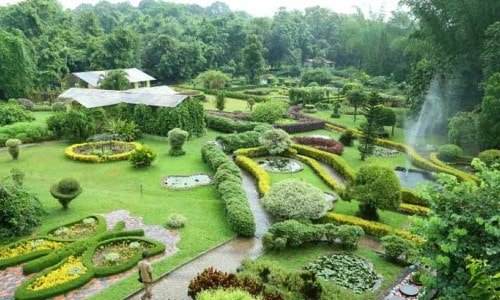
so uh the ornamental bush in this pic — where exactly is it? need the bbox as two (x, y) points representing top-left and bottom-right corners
(339, 130), (355, 147)
(258, 129), (292, 155)
(51, 102), (67, 112)
(251, 101), (288, 124)
(5, 138), (22, 159)
(381, 234), (416, 262)
(437, 144), (463, 162)
(129, 145), (156, 168)
(50, 178), (82, 210)
(166, 214), (187, 228)
(196, 289), (258, 300)
(478, 149), (500, 168)
(0, 103), (34, 126)
(260, 179), (328, 221)
(350, 165), (401, 221)
(167, 128), (188, 156)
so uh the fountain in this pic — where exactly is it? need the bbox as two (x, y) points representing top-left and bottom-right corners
(257, 157), (303, 173)
(394, 167), (435, 189)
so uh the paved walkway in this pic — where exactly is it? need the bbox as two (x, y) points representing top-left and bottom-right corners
(127, 170), (270, 300)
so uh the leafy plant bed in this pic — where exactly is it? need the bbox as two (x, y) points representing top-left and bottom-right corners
(49, 217), (102, 240)
(304, 254), (383, 293)
(373, 146), (399, 158)
(91, 239), (155, 268)
(162, 174), (214, 189)
(257, 157), (303, 173)
(65, 141), (140, 163)
(0, 239), (66, 267)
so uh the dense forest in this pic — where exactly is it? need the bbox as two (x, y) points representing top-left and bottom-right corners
(0, 0), (499, 148)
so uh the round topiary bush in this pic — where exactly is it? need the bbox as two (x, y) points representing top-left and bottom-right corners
(129, 145), (156, 168)
(339, 130), (355, 147)
(5, 138), (22, 159)
(50, 178), (82, 210)
(167, 128), (188, 156)
(478, 149), (500, 167)
(166, 213), (187, 229)
(260, 179), (328, 221)
(437, 144), (463, 162)
(51, 102), (67, 112)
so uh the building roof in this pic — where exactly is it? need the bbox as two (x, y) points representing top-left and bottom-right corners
(58, 87), (188, 108)
(304, 58), (335, 64)
(72, 68), (156, 87)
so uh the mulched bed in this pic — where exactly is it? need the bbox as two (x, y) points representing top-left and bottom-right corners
(0, 210), (179, 300)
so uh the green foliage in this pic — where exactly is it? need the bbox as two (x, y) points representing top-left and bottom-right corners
(358, 92), (383, 161)
(447, 111), (480, 152)
(243, 34), (266, 84)
(205, 114), (266, 133)
(258, 129), (292, 155)
(304, 254), (381, 293)
(263, 220), (324, 250)
(50, 178), (82, 210)
(465, 256), (500, 300)
(167, 127), (188, 156)
(380, 235), (415, 262)
(378, 106), (397, 136)
(51, 102), (67, 112)
(479, 73), (500, 149)
(339, 130), (355, 147)
(216, 131), (260, 153)
(5, 138), (22, 159)
(437, 144), (463, 162)
(0, 121), (53, 145)
(251, 101), (288, 124)
(478, 149), (500, 168)
(166, 214), (187, 229)
(105, 119), (140, 142)
(0, 170), (44, 239)
(301, 68), (333, 86)
(129, 145), (156, 168)
(215, 90), (226, 111)
(197, 288), (259, 300)
(346, 88), (367, 123)
(196, 70), (231, 90)
(47, 109), (96, 143)
(0, 104), (34, 126)
(261, 179), (328, 222)
(350, 165), (401, 221)
(411, 161), (499, 298)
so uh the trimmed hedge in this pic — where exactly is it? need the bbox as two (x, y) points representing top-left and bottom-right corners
(274, 120), (325, 134)
(292, 144), (355, 182)
(205, 114), (263, 133)
(292, 136), (344, 155)
(0, 122), (53, 145)
(64, 141), (140, 163)
(216, 131), (260, 153)
(398, 203), (429, 216)
(294, 154), (344, 193)
(201, 143), (255, 236)
(325, 212), (424, 243)
(401, 188), (428, 207)
(234, 155), (270, 196)
(233, 146), (269, 158)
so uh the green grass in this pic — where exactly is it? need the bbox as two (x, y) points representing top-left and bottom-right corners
(255, 243), (404, 299)
(202, 96), (251, 112)
(0, 131), (234, 299)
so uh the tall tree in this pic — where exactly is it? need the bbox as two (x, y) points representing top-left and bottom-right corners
(478, 73), (500, 150)
(358, 92), (382, 161)
(98, 69), (130, 90)
(242, 34), (266, 84)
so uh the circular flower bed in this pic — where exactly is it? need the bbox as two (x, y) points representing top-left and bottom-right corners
(91, 239), (155, 268)
(65, 141), (140, 163)
(49, 217), (99, 240)
(162, 174), (214, 189)
(304, 254), (382, 293)
(257, 157), (303, 173)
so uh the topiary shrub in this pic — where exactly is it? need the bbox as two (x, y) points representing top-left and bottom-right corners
(339, 130), (355, 147)
(258, 129), (292, 155)
(166, 214), (187, 229)
(50, 178), (82, 210)
(350, 165), (401, 221)
(381, 234), (416, 262)
(167, 128), (188, 156)
(260, 179), (328, 222)
(251, 101), (288, 124)
(129, 145), (156, 168)
(51, 102), (67, 112)
(478, 149), (500, 168)
(5, 138), (22, 159)
(437, 144), (463, 162)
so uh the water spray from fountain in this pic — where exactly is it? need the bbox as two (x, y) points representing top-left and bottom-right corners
(405, 77), (446, 176)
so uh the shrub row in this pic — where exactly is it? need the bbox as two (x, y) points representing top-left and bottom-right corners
(205, 109), (251, 121)
(216, 131), (260, 153)
(227, 84), (270, 92)
(205, 114), (262, 133)
(292, 136), (344, 155)
(234, 155), (270, 196)
(325, 213), (424, 243)
(64, 142), (140, 163)
(262, 220), (364, 251)
(325, 123), (479, 184)
(429, 152), (450, 169)
(401, 188), (428, 206)
(201, 143), (255, 236)
(197, 88), (270, 102)
(294, 154), (344, 193)
(398, 203), (429, 216)
(274, 120), (325, 134)
(0, 122), (54, 145)
(233, 146), (269, 158)
(292, 144), (355, 182)
(0, 104), (34, 126)
(288, 105), (347, 129)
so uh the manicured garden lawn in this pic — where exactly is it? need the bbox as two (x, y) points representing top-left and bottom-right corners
(203, 95), (251, 112)
(255, 243), (404, 299)
(0, 131), (235, 299)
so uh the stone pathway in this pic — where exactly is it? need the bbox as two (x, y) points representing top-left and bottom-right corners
(318, 161), (345, 185)
(0, 210), (179, 300)
(126, 169), (270, 300)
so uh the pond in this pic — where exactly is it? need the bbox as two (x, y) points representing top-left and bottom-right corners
(257, 157), (303, 173)
(394, 167), (435, 189)
(162, 174), (214, 189)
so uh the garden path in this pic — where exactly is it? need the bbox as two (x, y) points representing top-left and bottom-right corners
(126, 169), (270, 300)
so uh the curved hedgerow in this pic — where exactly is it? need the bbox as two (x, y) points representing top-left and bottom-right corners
(65, 141), (141, 163)
(234, 155), (270, 196)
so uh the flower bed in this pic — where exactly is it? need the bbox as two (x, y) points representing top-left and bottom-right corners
(0, 239), (66, 269)
(292, 136), (344, 155)
(91, 239), (155, 268)
(65, 141), (140, 163)
(257, 157), (303, 173)
(49, 217), (104, 240)
(162, 174), (214, 189)
(27, 255), (87, 292)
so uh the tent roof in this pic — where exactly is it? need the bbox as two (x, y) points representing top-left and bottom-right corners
(72, 68), (156, 86)
(58, 87), (188, 108)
